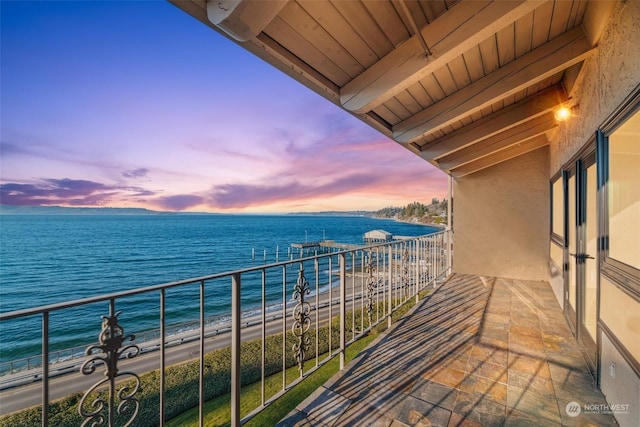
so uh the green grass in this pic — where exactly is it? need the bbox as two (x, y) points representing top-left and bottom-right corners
(166, 335), (376, 427)
(167, 291), (428, 427)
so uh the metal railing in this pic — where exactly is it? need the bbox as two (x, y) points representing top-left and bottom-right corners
(0, 230), (451, 426)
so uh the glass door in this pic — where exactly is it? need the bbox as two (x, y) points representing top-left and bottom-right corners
(565, 167), (577, 331)
(565, 151), (598, 370)
(579, 157), (598, 369)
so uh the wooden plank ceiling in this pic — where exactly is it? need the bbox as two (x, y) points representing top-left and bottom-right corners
(170, 0), (616, 177)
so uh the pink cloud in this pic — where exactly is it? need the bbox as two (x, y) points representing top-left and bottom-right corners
(199, 108), (448, 210)
(0, 178), (156, 206)
(209, 173), (383, 209)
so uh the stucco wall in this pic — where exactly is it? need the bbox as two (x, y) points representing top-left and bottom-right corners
(453, 147), (549, 281)
(544, 4), (640, 424)
(549, 0), (640, 173)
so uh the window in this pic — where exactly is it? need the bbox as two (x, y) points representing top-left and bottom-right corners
(607, 114), (640, 269)
(598, 85), (640, 298)
(549, 173), (564, 282)
(551, 174), (564, 240)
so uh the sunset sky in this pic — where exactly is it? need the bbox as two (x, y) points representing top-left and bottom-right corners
(0, 1), (447, 213)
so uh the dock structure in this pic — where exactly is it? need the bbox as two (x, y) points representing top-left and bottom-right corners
(290, 240), (360, 257)
(290, 240), (325, 257)
(290, 241), (323, 250)
(290, 229), (405, 257)
(320, 240), (361, 251)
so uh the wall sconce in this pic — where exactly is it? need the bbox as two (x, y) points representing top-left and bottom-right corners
(554, 106), (571, 121)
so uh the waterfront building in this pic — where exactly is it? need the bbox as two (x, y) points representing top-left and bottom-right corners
(362, 229), (393, 243)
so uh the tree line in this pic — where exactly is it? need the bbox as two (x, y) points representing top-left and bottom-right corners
(372, 199), (449, 225)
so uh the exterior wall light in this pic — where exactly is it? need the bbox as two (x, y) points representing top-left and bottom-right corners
(555, 106), (571, 121)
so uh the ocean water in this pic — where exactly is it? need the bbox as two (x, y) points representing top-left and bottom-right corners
(0, 214), (437, 364)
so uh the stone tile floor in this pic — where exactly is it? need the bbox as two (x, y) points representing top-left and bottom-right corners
(276, 274), (618, 427)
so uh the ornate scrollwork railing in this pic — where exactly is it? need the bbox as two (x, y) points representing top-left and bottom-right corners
(365, 254), (377, 325)
(78, 309), (140, 427)
(402, 244), (410, 296)
(291, 264), (311, 376)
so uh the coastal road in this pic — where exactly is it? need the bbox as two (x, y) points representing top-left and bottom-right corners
(0, 286), (382, 416)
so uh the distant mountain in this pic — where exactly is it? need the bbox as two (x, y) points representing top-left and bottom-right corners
(287, 210), (374, 216)
(0, 205), (170, 215)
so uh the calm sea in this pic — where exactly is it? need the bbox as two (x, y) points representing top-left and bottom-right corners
(0, 214), (437, 364)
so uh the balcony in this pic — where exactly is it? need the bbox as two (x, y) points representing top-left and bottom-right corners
(0, 232), (451, 426)
(0, 230), (617, 426)
(277, 274), (617, 426)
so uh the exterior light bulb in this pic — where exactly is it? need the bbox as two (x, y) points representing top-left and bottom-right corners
(555, 107), (571, 121)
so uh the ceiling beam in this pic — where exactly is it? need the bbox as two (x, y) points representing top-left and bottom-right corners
(437, 112), (557, 170)
(450, 135), (549, 177)
(564, 2), (616, 99)
(583, 0), (617, 47)
(393, 25), (595, 143)
(340, 0), (545, 114)
(417, 84), (566, 160)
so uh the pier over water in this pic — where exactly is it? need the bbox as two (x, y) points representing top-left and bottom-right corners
(290, 229), (405, 256)
(290, 240), (361, 256)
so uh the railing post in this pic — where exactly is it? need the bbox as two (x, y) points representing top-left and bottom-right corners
(339, 253), (346, 370)
(160, 290), (166, 426)
(261, 270), (266, 406)
(109, 302), (116, 427)
(446, 229), (452, 276)
(199, 280), (205, 427)
(387, 245), (392, 329)
(78, 301), (140, 427)
(293, 264), (311, 376)
(447, 174), (453, 276)
(431, 236), (436, 286)
(231, 273), (241, 427)
(42, 312), (49, 427)
(415, 240), (419, 304)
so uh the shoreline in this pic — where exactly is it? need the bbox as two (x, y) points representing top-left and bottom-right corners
(370, 215), (446, 229)
(0, 215), (443, 379)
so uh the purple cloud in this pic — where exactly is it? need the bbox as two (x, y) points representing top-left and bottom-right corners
(155, 194), (204, 211)
(122, 168), (149, 179)
(0, 141), (34, 157)
(0, 178), (156, 206)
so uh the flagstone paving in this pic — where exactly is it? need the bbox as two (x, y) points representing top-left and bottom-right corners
(276, 274), (618, 427)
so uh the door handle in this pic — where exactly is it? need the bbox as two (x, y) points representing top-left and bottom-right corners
(569, 253), (594, 261)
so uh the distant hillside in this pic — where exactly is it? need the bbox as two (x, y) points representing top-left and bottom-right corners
(0, 205), (170, 215)
(373, 200), (449, 225)
(287, 210), (373, 216)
